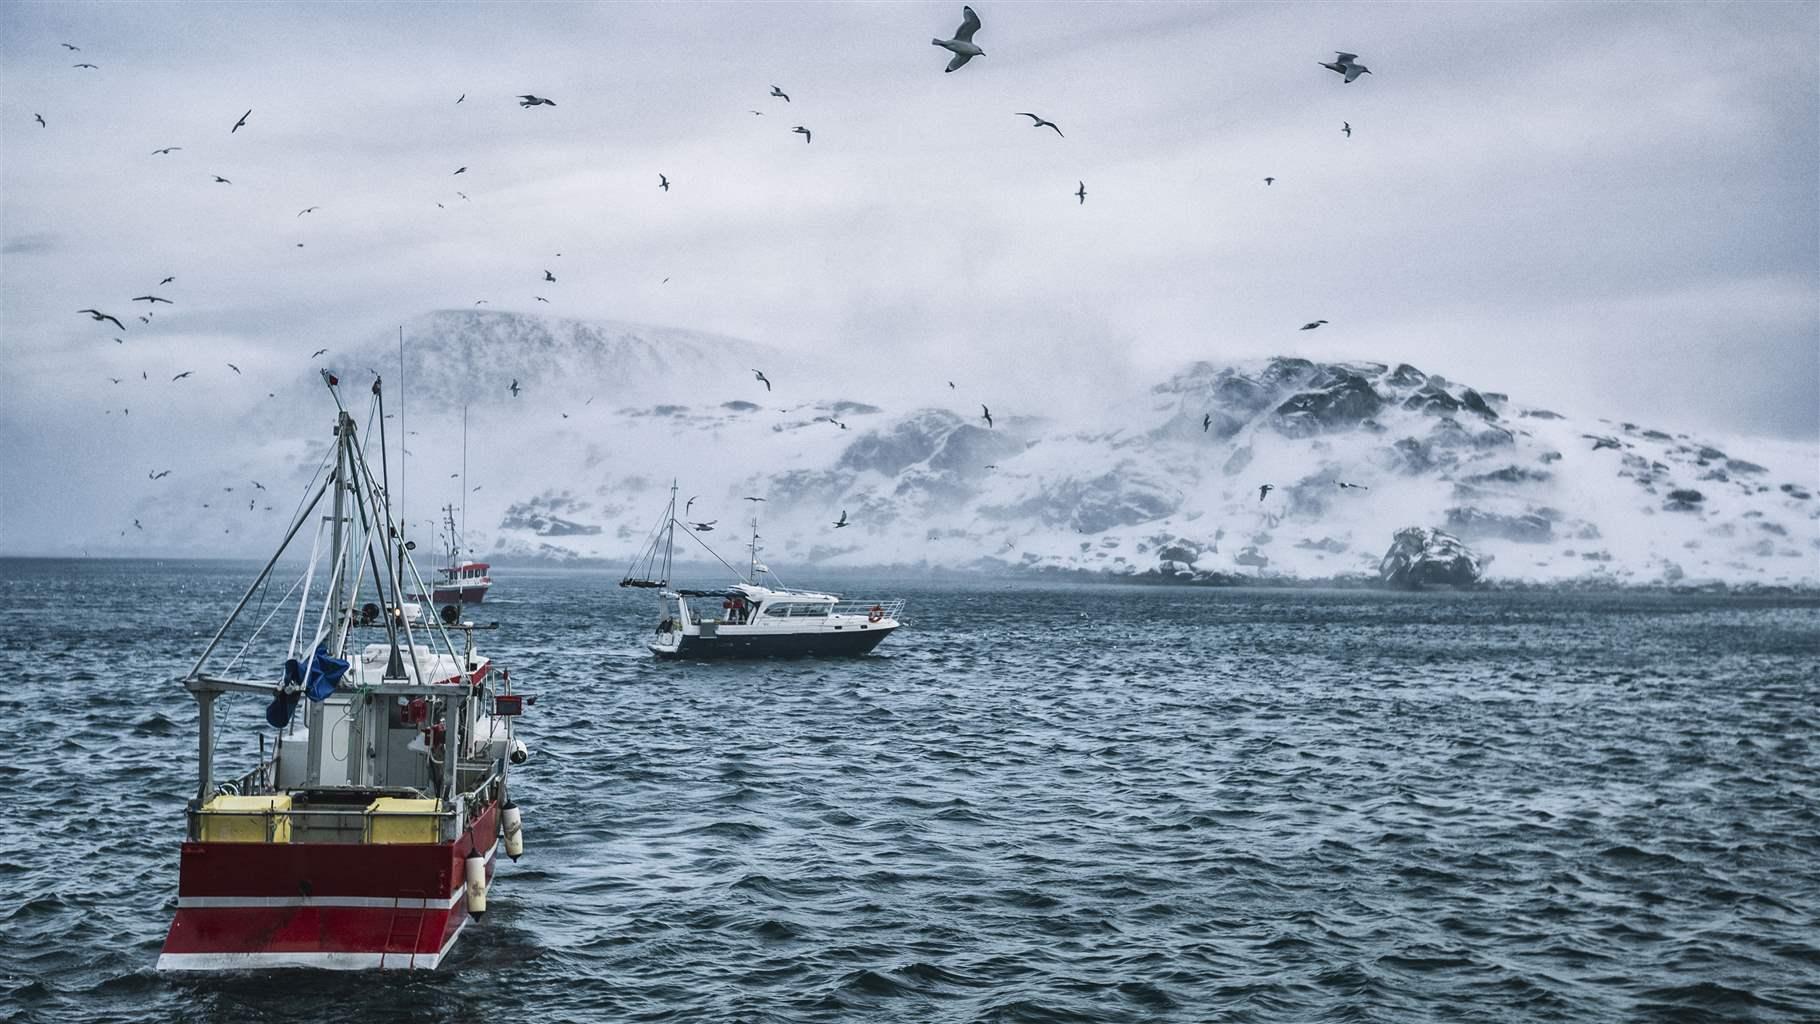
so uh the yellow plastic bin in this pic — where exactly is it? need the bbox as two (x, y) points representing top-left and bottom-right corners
(199, 794), (293, 843)
(365, 797), (442, 843)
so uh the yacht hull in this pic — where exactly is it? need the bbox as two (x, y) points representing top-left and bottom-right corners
(650, 625), (896, 660)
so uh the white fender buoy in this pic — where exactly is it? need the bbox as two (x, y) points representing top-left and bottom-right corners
(509, 738), (529, 765)
(465, 851), (487, 917)
(502, 801), (524, 861)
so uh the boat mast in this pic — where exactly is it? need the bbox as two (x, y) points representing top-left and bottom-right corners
(749, 503), (760, 582)
(662, 480), (676, 587)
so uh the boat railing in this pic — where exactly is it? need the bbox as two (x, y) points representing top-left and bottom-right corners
(830, 599), (905, 620)
(185, 760), (505, 843)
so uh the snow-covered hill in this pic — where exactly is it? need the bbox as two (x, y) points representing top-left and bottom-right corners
(126, 313), (1818, 587)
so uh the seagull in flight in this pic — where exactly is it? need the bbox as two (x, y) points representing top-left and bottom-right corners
(833, 510), (849, 529)
(297, 206), (319, 217)
(1258, 483), (1273, 501)
(252, 481), (265, 490)
(544, 269), (555, 282)
(133, 519), (143, 531)
(792, 126), (811, 143)
(231, 109), (251, 132)
(62, 43), (80, 51)
(1300, 319), (1328, 330)
(457, 93), (465, 104)
(517, 94), (556, 107)
(1203, 413), (1212, 433)
(1015, 112), (1063, 137)
(658, 174), (669, 191)
(1075, 181), (1086, 204)
(149, 470), (171, 480)
(160, 276), (175, 285)
(1320, 52), (1371, 83)
(770, 85), (790, 102)
(132, 295), (173, 304)
(73, 63), (99, 69)
(108, 377), (122, 384)
(691, 520), (717, 532)
(453, 166), (466, 175)
(752, 369), (771, 391)
(35, 114), (46, 127)
(171, 371), (194, 381)
(933, 5), (984, 73)
(152, 146), (181, 154)
(78, 309), (125, 330)
(1337, 481), (1369, 490)
(213, 175), (231, 184)
(981, 404), (993, 428)
(534, 296), (549, 303)
(509, 379), (521, 397)
(227, 363), (241, 375)
(1342, 121), (1352, 137)
(685, 496), (698, 517)
(310, 348), (328, 358)
(1264, 177), (1275, 186)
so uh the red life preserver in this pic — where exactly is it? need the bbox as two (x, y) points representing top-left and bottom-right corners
(868, 605), (884, 623)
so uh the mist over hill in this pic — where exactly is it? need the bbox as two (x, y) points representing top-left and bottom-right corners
(72, 310), (1820, 587)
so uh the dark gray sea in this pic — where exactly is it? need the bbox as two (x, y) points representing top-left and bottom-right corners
(3, 558), (1818, 1023)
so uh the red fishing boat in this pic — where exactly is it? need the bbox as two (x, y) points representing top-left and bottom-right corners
(159, 379), (531, 971)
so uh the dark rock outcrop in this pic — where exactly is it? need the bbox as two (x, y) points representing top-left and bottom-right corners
(1272, 372), (1383, 438)
(1378, 528), (1484, 588)
(1445, 507), (1554, 543)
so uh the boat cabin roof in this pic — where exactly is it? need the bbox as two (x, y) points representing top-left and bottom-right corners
(672, 582), (837, 604)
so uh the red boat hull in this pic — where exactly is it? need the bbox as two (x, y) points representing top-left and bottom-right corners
(158, 803), (499, 970)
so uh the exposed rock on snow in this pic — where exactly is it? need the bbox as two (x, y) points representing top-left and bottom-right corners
(1379, 528), (1485, 588)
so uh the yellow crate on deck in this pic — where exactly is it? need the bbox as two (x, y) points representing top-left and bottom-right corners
(364, 797), (442, 844)
(199, 794), (293, 843)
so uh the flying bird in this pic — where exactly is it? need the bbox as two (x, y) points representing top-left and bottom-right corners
(792, 126), (811, 143)
(138, 315), (150, 323)
(743, 495), (766, 503)
(310, 348), (328, 358)
(1337, 481), (1369, 490)
(933, 5), (984, 73)
(62, 43), (80, 50)
(297, 206), (318, 216)
(227, 363), (241, 374)
(517, 94), (555, 107)
(73, 63), (98, 69)
(833, 510), (849, 529)
(770, 85), (790, 102)
(456, 191), (468, 200)
(1342, 121), (1352, 137)
(152, 146), (181, 154)
(231, 109), (251, 132)
(1075, 181), (1086, 204)
(213, 175), (231, 184)
(457, 93), (465, 104)
(685, 496), (698, 516)
(1203, 413), (1212, 432)
(108, 377), (122, 384)
(691, 520), (717, 532)
(1015, 112), (1063, 137)
(544, 269), (555, 282)
(453, 166), (466, 175)
(753, 369), (771, 391)
(160, 276), (174, 285)
(534, 296), (549, 303)
(1320, 52), (1371, 83)
(1264, 177), (1275, 186)
(1299, 320), (1328, 330)
(133, 519), (143, 530)
(252, 481), (265, 490)
(132, 295), (172, 304)
(35, 114), (46, 127)
(509, 379), (521, 397)
(659, 174), (669, 191)
(78, 309), (125, 330)
(171, 371), (193, 381)
(149, 470), (171, 480)
(981, 404), (993, 428)
(1258, 484), (1273, 501)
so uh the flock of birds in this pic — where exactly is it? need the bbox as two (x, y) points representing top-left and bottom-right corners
(48, 6), (1380, 545)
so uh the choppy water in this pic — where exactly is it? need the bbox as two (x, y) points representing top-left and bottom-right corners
(2, 558), (1817, 1023)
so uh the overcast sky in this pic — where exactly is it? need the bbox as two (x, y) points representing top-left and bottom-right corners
(2, 1), (1815, 551)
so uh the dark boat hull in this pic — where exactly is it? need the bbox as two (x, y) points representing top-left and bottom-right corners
(651, 625), (896, 660)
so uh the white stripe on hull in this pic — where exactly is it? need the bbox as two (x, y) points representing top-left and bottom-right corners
(156, 916), (469, 972)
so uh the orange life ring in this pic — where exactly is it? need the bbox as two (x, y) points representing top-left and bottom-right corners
(868, 605), (884, 623)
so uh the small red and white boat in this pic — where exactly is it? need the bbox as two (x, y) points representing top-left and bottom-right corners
(160, 382), (530, 971)
(413, 505), (492, 607)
